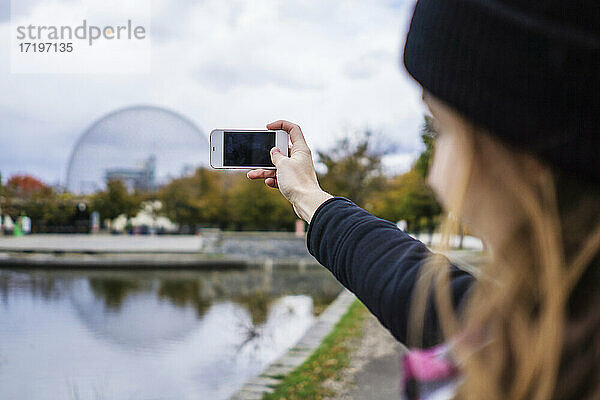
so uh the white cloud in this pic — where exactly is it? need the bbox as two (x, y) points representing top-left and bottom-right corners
(0, 0), (425, 186)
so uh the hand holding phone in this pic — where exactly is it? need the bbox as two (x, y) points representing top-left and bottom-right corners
(210, 130), (289, 169)
(246, 120), (333, 223)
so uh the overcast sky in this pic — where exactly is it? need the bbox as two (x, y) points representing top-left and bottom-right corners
(0, 0), (426, 186)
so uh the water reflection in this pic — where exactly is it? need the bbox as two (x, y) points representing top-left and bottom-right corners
(88, 278), (142, 310)
(234, 292), (273, 326)
(158, 280), (211, 317)
(0, 269), (341, 400)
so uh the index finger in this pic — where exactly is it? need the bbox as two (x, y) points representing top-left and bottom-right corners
(266, 120), (309, 150)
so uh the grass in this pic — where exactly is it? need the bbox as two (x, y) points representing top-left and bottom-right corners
(263, 299), (368, 400)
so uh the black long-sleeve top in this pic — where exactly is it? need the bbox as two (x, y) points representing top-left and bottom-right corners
(307, 197), (476, 348)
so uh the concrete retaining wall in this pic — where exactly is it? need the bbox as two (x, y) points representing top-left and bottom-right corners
(0, 233), (316, 269)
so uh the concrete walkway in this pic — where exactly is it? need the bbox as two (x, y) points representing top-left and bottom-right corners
(324, 313), (406, 400)
(0, 234), (204, 253)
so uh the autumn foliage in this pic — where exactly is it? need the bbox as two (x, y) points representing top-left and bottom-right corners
(6, 175), (49, 198)
(1, 117), (442, 233)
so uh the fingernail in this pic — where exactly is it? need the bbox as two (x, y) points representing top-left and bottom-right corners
(270, 147), (279, 155)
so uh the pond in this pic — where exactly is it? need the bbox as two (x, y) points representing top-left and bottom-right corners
(0, 268), (341, 400)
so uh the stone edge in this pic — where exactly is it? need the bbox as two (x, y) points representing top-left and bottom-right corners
(228, 289), (356, 400)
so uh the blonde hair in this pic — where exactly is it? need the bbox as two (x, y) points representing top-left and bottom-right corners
(410, 99), (600, 399)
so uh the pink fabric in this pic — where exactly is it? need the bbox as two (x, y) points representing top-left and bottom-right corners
(402, 345), (457, 383)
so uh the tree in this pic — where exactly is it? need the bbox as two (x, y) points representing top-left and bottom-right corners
(159, 168), (296, 231)
(228, 177), (296, 230)
(91, 180), (141, 225)
(19, 188), (60, 230)
(5, 174), (48, 198)
(415, 115), (466, 246)
(369, 116), (442, 237)
(317, 131), (386, 207)
(370, 169), (441, 232)
(158, 168), (225, 230)
(414, 115), (437, 179)
(1, 175), (54, 231)
(1, 182), (84, 233)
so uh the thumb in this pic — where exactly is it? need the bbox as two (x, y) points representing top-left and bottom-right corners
(270, 147), (285, 167)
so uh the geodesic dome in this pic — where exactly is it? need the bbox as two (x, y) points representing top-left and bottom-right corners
(66, 105), (209, 194)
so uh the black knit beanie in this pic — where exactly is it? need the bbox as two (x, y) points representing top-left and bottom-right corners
(403, 0), (599, 183)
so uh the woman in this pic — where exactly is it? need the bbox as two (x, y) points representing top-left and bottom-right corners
(248, 0), (599, 398)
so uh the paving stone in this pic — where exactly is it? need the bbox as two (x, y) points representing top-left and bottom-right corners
(230, 389), (265, 400)
(245, 376), (281, 387)
(262, 365), (293, 377)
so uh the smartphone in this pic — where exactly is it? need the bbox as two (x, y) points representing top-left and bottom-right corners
(210, 129), (289, 169)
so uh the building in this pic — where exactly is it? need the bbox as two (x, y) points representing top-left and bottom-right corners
(66, 105), (208, 194)
(105, 156), (156, 192)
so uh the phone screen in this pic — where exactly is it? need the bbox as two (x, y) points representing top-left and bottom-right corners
(224, 131), (275, 167)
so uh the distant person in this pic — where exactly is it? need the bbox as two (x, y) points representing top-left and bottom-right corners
(21, 215), (32, 235)
(2, 215), (15, 236)
(249, 0), (599, 398)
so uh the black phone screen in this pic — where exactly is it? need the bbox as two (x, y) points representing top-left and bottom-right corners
(223, 131), (275, 167)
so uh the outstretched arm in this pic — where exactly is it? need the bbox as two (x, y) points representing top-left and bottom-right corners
(307, 196), (474, 346)
(247, 120), (475, 347)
